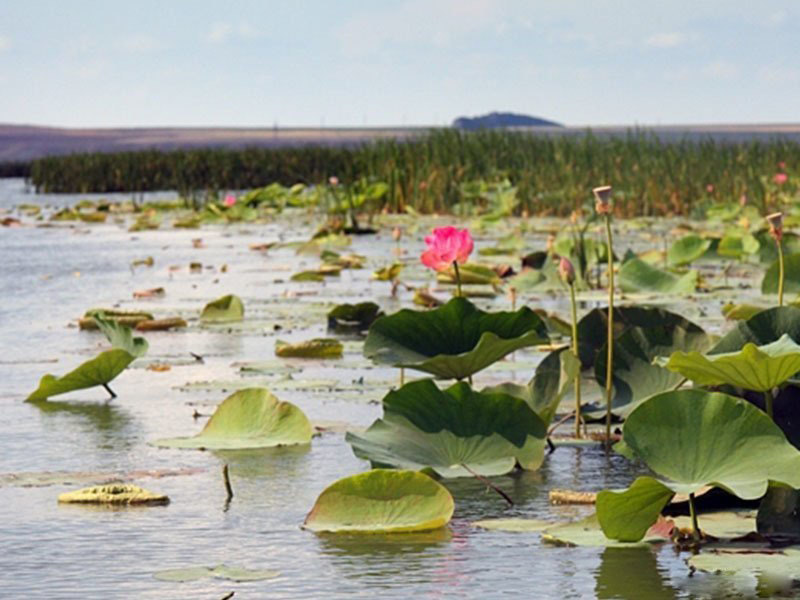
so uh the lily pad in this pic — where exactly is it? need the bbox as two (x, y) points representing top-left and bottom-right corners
(596, 390), (800, 542)
(618, 258), (698, 294)
(327, 302), (383, 332)
(711, 306), (800, 353)
(275, 338), (343, 358)
(762, 253), (800, 295)
(667, 234), (712, 266)
(373, 263), (403, 281)
(154, 564), (280, 582)
(689, 548), (800, 578)
(363, 297), (548, 380)
(437, 263), (501, 286)
(200, 294), (244, 322)
(302, 469), (454, 533)
(472, 518), (551, 532)
(542, 514), (670, 548)
(90, 312), (149, 357)
(657, 334), (800, 392)
(152, 388), (312, 449)
(58, 483), (169, 505)
(346, 380), (547, 477)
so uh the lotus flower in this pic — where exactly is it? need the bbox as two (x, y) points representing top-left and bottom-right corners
(706, 184), (715, 194)
(558, 256), (576, 285)
(420, 226), (473, 272)
(593, 185), (612, 214)
(774, 173), (788, 185)
(328, 176), (339, 186)
(223, 194), (236, 207)
(779, 161), (787, 169)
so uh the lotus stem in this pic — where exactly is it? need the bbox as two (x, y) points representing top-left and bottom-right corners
(765, 389), (774, 420)
(453, 261), (462, 297)
(399, 367), (405, 387)
(222, 464), (234, 503)
(569, 282), (582, 438)
(102, 383), (117, 399)
(688, 492), (701, 542)
(461, 463), (514, 506)
(604, 214), (615, 448)
(777, 238), (785, 307)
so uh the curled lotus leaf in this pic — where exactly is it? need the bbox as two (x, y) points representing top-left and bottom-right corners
(618, 258), (698, 295)
(762, 253), (800, 296)
(346, 380), (547, 478)
(667, 234), (712, 266)
(200, 294), (244, 322)
(152, 388), (312, 450)
(275, 338), (343, 358)
(363, 297), (548, 380)
(710, 306), (800, 353)
(302, 469), (454, 533)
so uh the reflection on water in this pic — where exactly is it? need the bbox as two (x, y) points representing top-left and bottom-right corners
(29, 398), (136, 451)
(213, 445), (312, 479)
(595, 548), (677, 600)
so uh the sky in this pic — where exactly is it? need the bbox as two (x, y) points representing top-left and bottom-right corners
(1, 0), (798, 128)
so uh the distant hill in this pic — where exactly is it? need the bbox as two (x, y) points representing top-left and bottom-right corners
(452, 112), (562, 130)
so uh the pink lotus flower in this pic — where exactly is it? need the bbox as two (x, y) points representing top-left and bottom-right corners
(774, 173), (788, 185)
(557, 256), (576, 285)
(420, 226), (474, 272)
(328, 176), (339, 186)
(223, 194), (236, 207)
(705, 184), (715, 194)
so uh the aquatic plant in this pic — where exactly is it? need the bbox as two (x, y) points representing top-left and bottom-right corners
(594, 185), (615, 445)
(767, 212), (785, 306)
(420, 226), (474, 296)
(558, 256), (583, 437)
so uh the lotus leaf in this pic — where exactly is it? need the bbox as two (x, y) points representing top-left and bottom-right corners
(762, 253), (800, 295)
(26, 349), (138, 401)
(472, 518), (551, 532)
(58, 483), (169, 505)
(667, 234), (712, 266)
(542, 514), (670, 548)
(688, 548), (800, 578)
(89, 312), (149, 357)
(657, 334), (800, 392)
(152, 388), (312, 449)
(596, 390), (800, 542)
(302, 469), (454, 533)
(327, 302), (383, 332)
(437, 263), (501, 286)
(275, 338), (343, 358)
(618, 258), (698, 294)
(200, 294), (244, 322)
(590, 321), (712, 417)
(363, 297), (548, 380)
(346, 380), (547, 477)
(711, 306), (800, 353)
(154, 564), (279, 582)
(372, 263), (403, 281)
(721, 303), (765, 321)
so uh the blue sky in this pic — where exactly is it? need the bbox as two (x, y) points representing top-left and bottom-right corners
(1, 1), (798, 127)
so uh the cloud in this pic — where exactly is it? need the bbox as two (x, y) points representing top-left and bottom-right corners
(702, 60), (738, 80)
(0, 35), (10, 52)
(205, 22), (257, 44)
(117, 34), (160, 54)
(645, 32), (687, 48)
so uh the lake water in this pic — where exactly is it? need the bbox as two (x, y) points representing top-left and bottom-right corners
(0, 179), (772, 598)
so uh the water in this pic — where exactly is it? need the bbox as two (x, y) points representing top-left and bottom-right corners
(0, 179), (771, 598)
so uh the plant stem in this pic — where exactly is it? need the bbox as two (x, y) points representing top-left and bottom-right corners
(604, 214), (615, 448)
(460, 463), (514, 506)
(777, 238), (785, 307)
(102, 383), (117, 399)
(222, 463), (234, 504)
(688, 492), (701, 542)
(453, 261), (462, 297)
(765, 389), (774, 420)
(569, 282), (582, 438)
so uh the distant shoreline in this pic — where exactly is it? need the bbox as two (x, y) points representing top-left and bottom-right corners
(3, 122), (800, 162)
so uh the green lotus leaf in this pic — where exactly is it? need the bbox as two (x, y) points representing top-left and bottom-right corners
(596, 389), (800, 541)
(472, 518), (551, 532)
(88, 312), (149, 357)
(152, 388), (312, 449)
(667, 234), (712, 266)
(363, 297), (548, 380)
(721, 303), (766, 321)
(763, 253), (800, 295)
(327, 302), (383, 332)
(58, 484), (169, 505)
(758, 230), (800, 264)
(656, 334), (800, 392)
(291, 270), (325, 282)
(590, 321), (712, 417)
(718, 231), (760, 258)
(596, 477), (675, 542)
(200, 294), (244, 322)
(302, 469), (454, 533)
(542, 514), (670, 548)
(346, 380), (547, 477)
(688, 548), (800, 578)
(618, 258), (698, 294)
(26, 349), (137, 402)
(372, 262), (403, 281)
(154, 564), (280, 582)
(275, 338), (343, 358)
(437, 263), (501, 286)
(711, 306), (800, 353)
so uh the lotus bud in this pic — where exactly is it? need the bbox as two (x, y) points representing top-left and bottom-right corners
(767, 212), (784, 242)
(706, 184), (715, 194)
(558, 256), (576, 285)
(593, 185), (612, 215)
(328, 176), (339, 186)
(774, 173), (788, 185)
(223, 194), (236, 207)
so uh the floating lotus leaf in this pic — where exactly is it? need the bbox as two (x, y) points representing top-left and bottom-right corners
(618, 258), (698, 294)
(472, 518), (551, 532)
(154, 564), (279, 582)
(589, 321), (712, 417)
(656, 334), (800, 392)
(667, 234), (712, 266)
(688, 548), (800, 578)
(542, 514), (670, 548)
(437, 263), (501, 286)
(721, 303), (765, 321)
(200, 294), (244, 322)
(152, 388), (312, 449)
(711, 306), (800, 353)
(762, 253), (800, 295)
(363, 297), (548, 380)
(596, 390), (800, 541)
(58, 483), (169, 505)
(327, 302), (383, 332)
(302, 469), (454, 533)
(275, 338), (343, 358)
(291, 270), (325, 282)
(508, 261), (564, 292)
(346, 380), (547, 477)
(372, 263), (403, 281)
